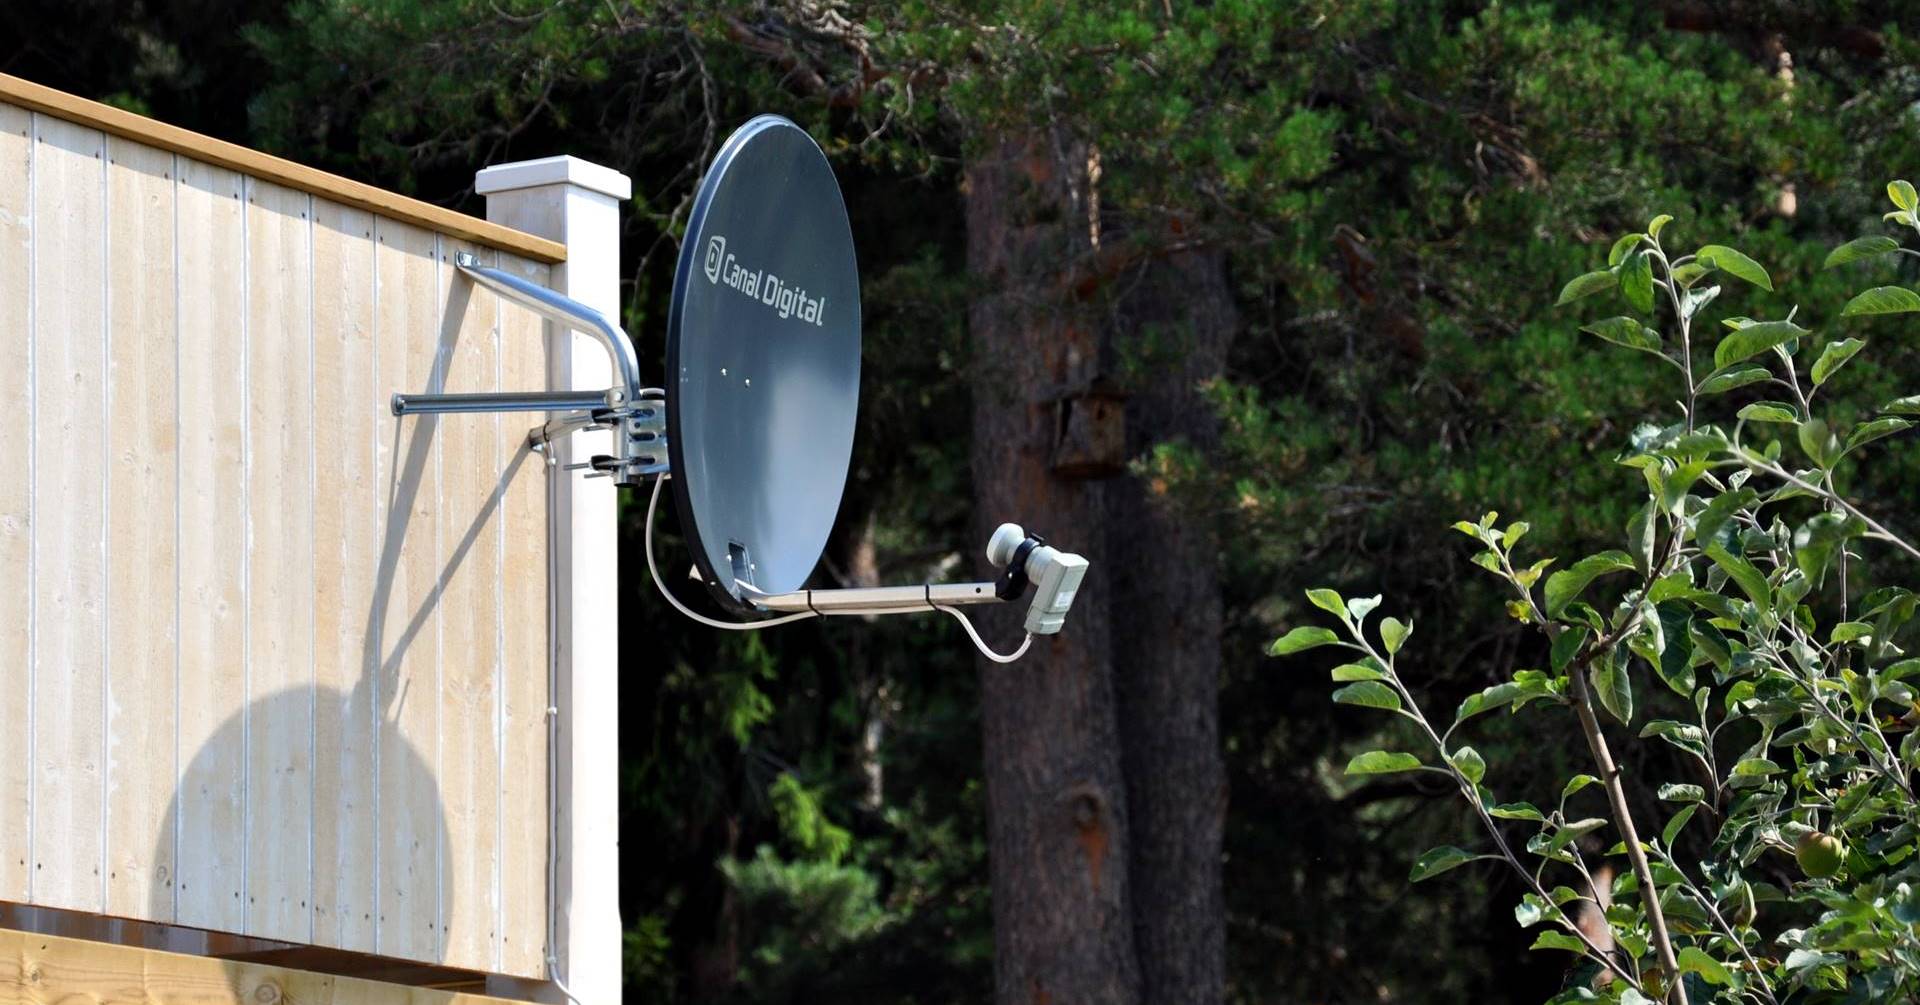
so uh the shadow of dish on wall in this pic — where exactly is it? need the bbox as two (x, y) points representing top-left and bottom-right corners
(151, 683), (452, 971)
(140, 278), (497, 990)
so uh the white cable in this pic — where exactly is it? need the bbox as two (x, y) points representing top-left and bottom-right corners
(934, 605), (1034, 663)
(645, 474), (821, 630)
(647, 474), (1034, 662)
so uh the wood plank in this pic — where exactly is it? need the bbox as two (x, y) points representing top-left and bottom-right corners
(496, 253), (550, 979)
(436, 244), (502, 971)
(243, 178), (316, 945)
(103, 137), (179, 920)
(29, 113), (107, 915)
(373, 220), (445, 964)
(0, 79), (566, 263)
(310, 199), (379, 955)
(0, 102), (31, 905)
(0, 927), (528, 1004)
(174, 158), (249, 934)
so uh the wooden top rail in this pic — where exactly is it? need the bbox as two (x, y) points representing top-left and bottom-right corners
(0, 72), (569, 264)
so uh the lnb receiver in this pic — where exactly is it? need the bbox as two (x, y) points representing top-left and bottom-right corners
(986, 523), (1090, 636)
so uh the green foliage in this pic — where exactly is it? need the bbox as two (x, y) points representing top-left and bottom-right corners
(720, 846), (892, 995)
(1279, 193), (1920, 1002)
(207, 1), (1920, 1001)
(768, 773), (854, 864)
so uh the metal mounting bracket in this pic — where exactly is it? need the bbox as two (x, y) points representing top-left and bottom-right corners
(390, 252), (666, 485)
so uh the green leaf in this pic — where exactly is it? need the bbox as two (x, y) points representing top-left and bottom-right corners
(1489, 802), (1545, 821)
(1345, 595), (1381, 622)
(1731, 757), (1780, 776)
(1556, 269), (1617, 306)
(1304, 588), (1346, 618)
(1658, 782), (1705, 802)
(1561, 774), (1598, 801)
(1648, 214), (1673, 239)
(1579, 316), (1663, 355)
(1799, 417), (1842, 469)
(1549, 818), (1609, 854)
(1658, 461), (1708, 513)
(1662, 803), (1697, 846)
(1543, 551), (1635, 617)
(1785, 948), (1844, 973)
(1697, 366), (1769, 395)
(1697, 244), (1774, 291)
(1812, 338), (1866, 386)
(1840, 286), (1920, 317)
(1514, 893), (1555, 928)
(1529, 930), (1588, 954)
(1830, 621), (1874, 644)
(1345, 750), (1421, 775)
(1892, 179), (1919, 213)
(1677, 946), (1732, 985)
(1638, 719), (1705, 749)
(1706, 544), (1771, 605)
(1332, 681), (1401, 711)
(1409, 845), (1476, 882)
(1847, 417), (1912, 454)
(1670, 261), (1709, 286)
(1380, 616), (1410, 655)
(1449, 745), (1486, 784)
(1714, 319), (1805, 368)
(1736, 401), (1799, 423)
(1627, 498), (1655, 575)
(1652, 602), (1695, 696)
(1795, 512), (1867, 589)
(1679, 283), (1721, 323)
(1824, 235), (1900, 268)
(1550, 626), (1588, 671)
(1455, 671), (1557, 724)
(1694, 487), (1757, 544)
(1591, 645), (1633, 725)
(1607, 232), (1646, 267)
(1620, 251), (1654, 314)
(1330, 661), (1385, 682)
(1883, 396), (1920, 415)
(1269, 626), (1340, 656)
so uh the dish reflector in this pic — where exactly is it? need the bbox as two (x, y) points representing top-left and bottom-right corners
(667, 115), (861, 608)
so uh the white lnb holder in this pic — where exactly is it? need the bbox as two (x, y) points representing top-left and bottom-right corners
(737, 523), (1089, 636)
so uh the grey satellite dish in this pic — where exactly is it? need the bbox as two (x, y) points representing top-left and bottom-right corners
(667, 115), (861, 609)
(387, 114), (1090, 658)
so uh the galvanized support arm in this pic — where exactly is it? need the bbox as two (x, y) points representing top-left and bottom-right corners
(737, 581), (1004, 615)
(389, 252), (667, 485)
(391, 389), (612, 415)
(391, 252), (644, 416)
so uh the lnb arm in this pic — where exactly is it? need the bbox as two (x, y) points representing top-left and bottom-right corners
(738, 523), (1089, 636)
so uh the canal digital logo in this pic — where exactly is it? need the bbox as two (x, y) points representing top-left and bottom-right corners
(702, 234), (828, 326)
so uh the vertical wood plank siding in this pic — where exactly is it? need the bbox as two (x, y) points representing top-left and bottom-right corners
(0, 103), (33, 907)
(0, 99), (552, 978)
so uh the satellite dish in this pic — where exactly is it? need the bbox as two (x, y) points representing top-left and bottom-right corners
(388, 114), (1089, 659)
(666, 115), (861, 609)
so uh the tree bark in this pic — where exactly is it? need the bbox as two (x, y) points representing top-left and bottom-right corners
(966, 133), (1141, 1005)
(1107, 249), (1233, 1005)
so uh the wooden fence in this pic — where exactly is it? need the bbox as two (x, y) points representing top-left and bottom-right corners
(0, 79), (563, 979)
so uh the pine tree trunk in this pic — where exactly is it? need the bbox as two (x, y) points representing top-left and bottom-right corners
(965, 134), (1141, 1005)
(1108, 249), (1233, 1004)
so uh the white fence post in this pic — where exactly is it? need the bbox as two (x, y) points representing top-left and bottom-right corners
(474, 155), (630, 1004)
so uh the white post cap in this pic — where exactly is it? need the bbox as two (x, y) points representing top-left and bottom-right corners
(475, 154), (632, 200)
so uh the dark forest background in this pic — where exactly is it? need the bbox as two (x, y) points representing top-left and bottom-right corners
(9, 2), (1920, 1001)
